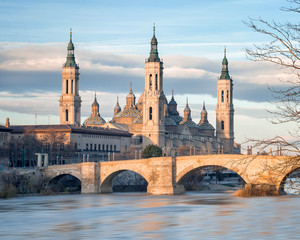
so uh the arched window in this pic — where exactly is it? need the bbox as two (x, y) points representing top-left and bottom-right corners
(221, 90), (224, 102)
(149, 107), (153, 120)
(221, 121), (224, 130)
(71, 80), (73, 94)
(65, 109), (69, 122)
(66, 80), (69, 94)
(227, 90), (229, 102)
(149, 74), (152, 89)
(155, 74), (158, 90)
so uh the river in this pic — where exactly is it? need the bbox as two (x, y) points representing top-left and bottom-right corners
(0, 192), (300, 239)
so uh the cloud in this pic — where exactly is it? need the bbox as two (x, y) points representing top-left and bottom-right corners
(0, 41), (295, 105)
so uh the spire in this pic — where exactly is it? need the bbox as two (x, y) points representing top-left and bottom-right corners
(114, 96), (121, 116)
(129, 81), (133, 94)
(148, 24), (160, 62)
(183, 97), (191, 121)
(200, 101), (208, 124)
(171, 89), (174, 100)
(65, 28), (77, 68)
(125, 82), (137, 110)
(220, 47), (230, 79)
(91, 92), (99, 117)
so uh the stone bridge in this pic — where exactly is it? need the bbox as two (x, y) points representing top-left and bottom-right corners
(41, 154), (300, 195)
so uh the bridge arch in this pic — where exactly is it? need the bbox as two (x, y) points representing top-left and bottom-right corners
(278, 166), (300, 194)
(177, 164), (246, 185)
(100, 168), (149, 193)
(47, 173), (82, 193)
(176, 155), (248, 185)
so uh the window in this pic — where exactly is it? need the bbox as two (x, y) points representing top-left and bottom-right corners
(75, 143), (77, 150)
(86, 143), (88, 150)
(149, 74), (152, 89)
(114, 145), (116, 152)
(227, 90), (229, 102)
(65, 109), (69, 122)
(94, 144), (97, 151)
(71, 80), (73, 94)
(90, 144), (92, 150)
(221, 121), (224, 130)
(221, 90), (224, 102)
(110, 145), (112, 152)
(98, 144), (101, 151)
(155, 74), (158, 90)
(102, 144), (105, 151)
(66, 80), (69, 94)
(149, 107), (152, 120)
(106, 145), (108, 151)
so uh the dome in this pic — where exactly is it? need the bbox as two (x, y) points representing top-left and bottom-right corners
(179, 120), (198, 128)
(115, 109), (140, 118)
(169, 98), (177, 105)
(164, 116), (177, 126)
(133, 114), (143, 124)
(169, 115), (183, 124)
(198, 122), (215, 130)
(83, 116), (106, 126)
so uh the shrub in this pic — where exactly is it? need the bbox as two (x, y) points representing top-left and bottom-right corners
(141, 145), (162, 159)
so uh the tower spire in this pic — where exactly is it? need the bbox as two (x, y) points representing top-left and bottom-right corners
(148, 24), (160, 62)
(70, 28), (72, 42)
(129, 81), (133, 94)
(220, 47), (230, 79)
(172, 89), (174, 100)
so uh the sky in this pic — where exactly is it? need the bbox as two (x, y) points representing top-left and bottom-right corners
(0, 0), (298, 151)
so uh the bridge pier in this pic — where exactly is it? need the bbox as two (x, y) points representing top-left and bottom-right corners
(147, 157), (185, 195)
(81, 162), (100, 194)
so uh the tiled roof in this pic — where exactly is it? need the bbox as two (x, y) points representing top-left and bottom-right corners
(169, 114), (183, 124)
(115, 109), (140, 118)
(133, 114), (143, 124)
(198, 122), (215, 130)
(164, 117), (177, 126)
(83, 116), (106, 126)
(179, 120), (198, 128)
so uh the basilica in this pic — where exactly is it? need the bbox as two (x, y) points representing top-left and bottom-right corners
(59, 27), (240, 154)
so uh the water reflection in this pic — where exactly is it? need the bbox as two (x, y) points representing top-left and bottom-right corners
(0, 193), (299, 239)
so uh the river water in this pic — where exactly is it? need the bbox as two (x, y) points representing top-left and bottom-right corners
(0, 192), (300, 239)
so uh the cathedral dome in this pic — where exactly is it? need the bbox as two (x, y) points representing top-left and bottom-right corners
(179, 120), (198, 128)
(198, 122), (215, 130)
(115, 109), (140, 118)
(164, 116), (177, 126)
(83, 115), (106, 126)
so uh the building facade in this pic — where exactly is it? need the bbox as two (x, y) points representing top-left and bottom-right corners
(81, 26), (240, 154)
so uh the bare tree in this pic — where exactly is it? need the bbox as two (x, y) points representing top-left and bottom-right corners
(245, 0), (300, 156)
(240, 0), (300, 194)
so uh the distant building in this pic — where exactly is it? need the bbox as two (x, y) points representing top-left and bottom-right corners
(82, 26), (240, 154)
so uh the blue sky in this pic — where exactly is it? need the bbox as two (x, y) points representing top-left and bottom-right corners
(0, 0), (298, 151)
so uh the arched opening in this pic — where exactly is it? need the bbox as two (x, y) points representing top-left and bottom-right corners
(65, 109), (69, 122)
(66, 80), (69, 94)
(48, 174), (81, 193)
(221, 90), (224, 102)
(279, 168), (300, 195)
(178, 165), (245, 192)
(101, 170), (148, 193)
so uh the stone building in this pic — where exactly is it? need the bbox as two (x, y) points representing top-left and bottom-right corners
(86, 26), (241, 154)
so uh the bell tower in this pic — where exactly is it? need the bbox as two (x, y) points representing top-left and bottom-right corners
(142, 25), (165, 147)
(59, 29), (81, 125)
(216, 48), (234, 153)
